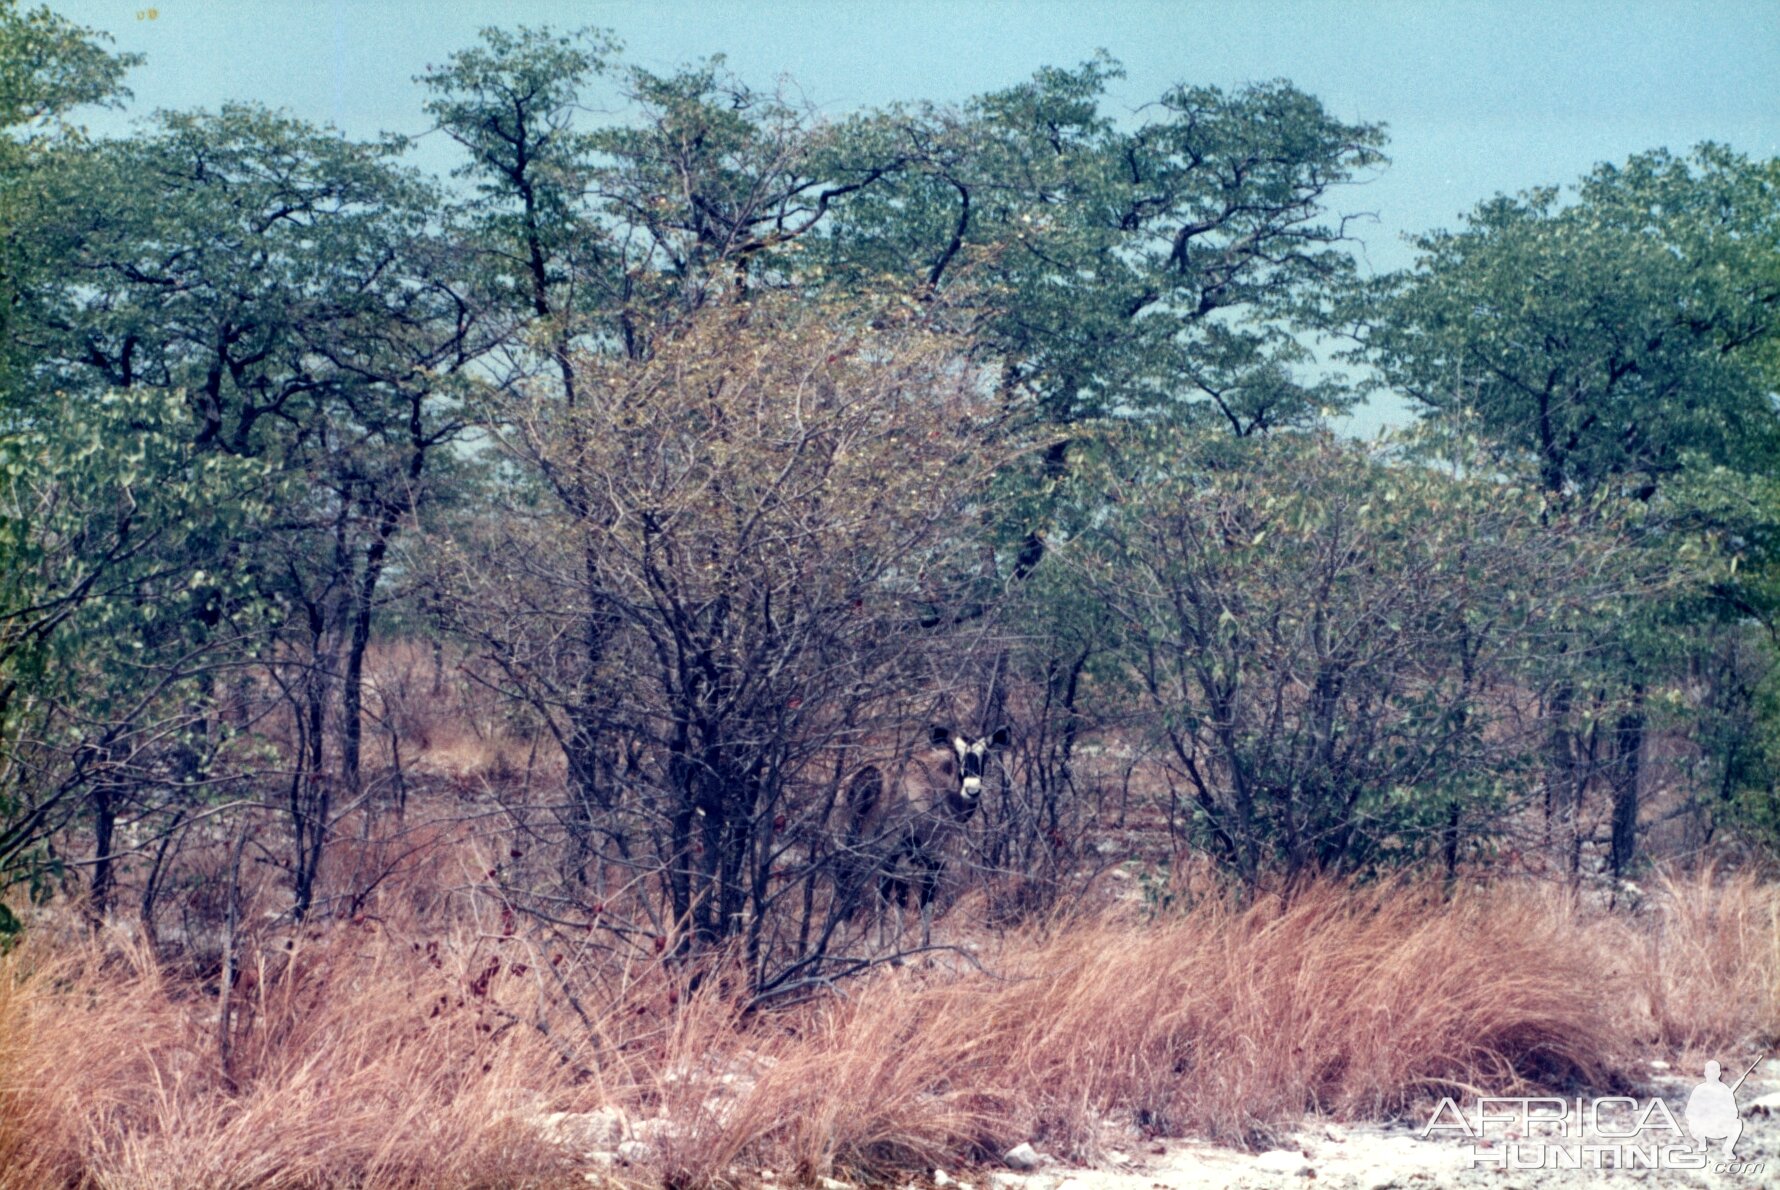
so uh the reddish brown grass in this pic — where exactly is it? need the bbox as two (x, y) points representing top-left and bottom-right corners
(642, 877), (1632, 1184)
(0, 921), (586, 1189)
(4, 869), (1776, 1188)
(1634, 864), (1780, 1053)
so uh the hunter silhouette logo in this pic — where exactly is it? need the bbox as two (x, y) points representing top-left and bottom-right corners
(1684, 1057), (1761, 1158)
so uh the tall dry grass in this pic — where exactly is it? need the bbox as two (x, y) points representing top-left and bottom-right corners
(4, 868), (1777, 1188)
(1634, 864), (1780, 1052)
(0, 920), (589, 1189)
(643, 878), (1633, 1184)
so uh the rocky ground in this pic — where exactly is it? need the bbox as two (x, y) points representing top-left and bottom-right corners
(968, 1065), (1780, 1190)
(544, 1061), (1780, 1188)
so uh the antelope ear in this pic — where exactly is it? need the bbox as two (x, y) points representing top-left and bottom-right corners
(930, 725), (953, 748)
(988, 726), (1011, 748)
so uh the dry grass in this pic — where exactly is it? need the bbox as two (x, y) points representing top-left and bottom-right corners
(360, 640), (550, 787)
(0, 920), (587, 1189)
(5, 865), (1778, 1188)
(645, 877), (1632, 1184)
(1634, 864), (1780, 1053)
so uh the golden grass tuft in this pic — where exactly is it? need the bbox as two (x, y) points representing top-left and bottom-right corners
(0, 921), (584, 1189)
(6, 870), (1779, 1187)
(1635, 864), (1780, 1053)
(956, 880), (1622, 1149)
(645, 878), (1633, 1182)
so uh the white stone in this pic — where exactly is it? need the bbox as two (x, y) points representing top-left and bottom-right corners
(1254, 1149), (1311, 1174)
(817, 1178), (853, 1190)
(989, 1166), (1039, 1188)
(1743, 1091), (1780, 1116)
(582, 1106), (628, 1145)
(535, 1106), (629, 1150)
(1003, 1142), (1043, 1171)
(616, 1140), (654, 1164)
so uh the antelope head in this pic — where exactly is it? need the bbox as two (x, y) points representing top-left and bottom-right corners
(930, 724), (1010, 814)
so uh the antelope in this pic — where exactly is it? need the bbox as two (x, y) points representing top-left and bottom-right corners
(842, 725), (1010, 949)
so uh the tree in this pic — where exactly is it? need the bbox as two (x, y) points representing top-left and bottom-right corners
(1351, 145), (1780, 500)
(1070, 427), (1646, 884)
(419, 28), (918, 365)
(1350, 145), (1780, 877)
(0, 0), (138, 390)
(418, 32), (928, 911)
(0, 1), (144, 926)
(0, 0), (140, 719)
(435, 295), (1014, 986)
(18, 105), (489, 917)
(0, 389), (269, 925)
(812, 62), (1385, 584)
(829, 62), (1383, 428)
(418, 24), (620, 388)
(1663, 454), (1780, 853)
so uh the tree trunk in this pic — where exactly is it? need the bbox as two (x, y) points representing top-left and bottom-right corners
(666, 721), (695, 948)
(1610, 683), (1646, 881)
(1543, 680), (1576, 856)
(339, 522), (394, 800)
(340, 386), (427, 800)
(217, 816), (250, 1092)
(88, 782), (116, 926)
(292, 659), (330, 921)
(139, 808), (187, 952)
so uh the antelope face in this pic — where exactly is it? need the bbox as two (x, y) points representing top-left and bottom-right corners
(930, 724), (1011, 812)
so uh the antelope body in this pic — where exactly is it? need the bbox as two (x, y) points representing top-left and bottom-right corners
(843, 725), (1009, 949)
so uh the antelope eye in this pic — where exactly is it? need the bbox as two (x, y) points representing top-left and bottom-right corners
(940, 759), (954, 776)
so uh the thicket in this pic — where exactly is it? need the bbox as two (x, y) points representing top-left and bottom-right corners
(1, 3), (1777, 988)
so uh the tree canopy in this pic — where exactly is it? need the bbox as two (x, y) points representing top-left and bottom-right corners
(1, 18), (1777, 955)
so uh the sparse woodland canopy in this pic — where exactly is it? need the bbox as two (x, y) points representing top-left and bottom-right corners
(1, 5), (1777, 995)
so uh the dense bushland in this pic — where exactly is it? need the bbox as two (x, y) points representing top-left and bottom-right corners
(2, 4), (1779, 1184)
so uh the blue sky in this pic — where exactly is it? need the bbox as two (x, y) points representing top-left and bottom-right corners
(53, 1), (1780, 272)
(46, 0), (1780, 430)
